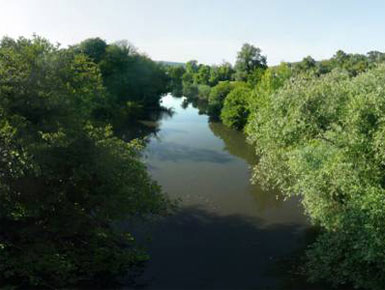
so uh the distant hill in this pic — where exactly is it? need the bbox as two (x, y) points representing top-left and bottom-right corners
(157, 61), (185, 67)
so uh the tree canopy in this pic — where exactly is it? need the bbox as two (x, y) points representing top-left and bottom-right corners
(0, 36), (171, 289)
(234, 43), (267, 81)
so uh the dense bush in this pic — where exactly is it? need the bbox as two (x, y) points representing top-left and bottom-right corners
(221, 83), (252, 130)
(76, 38), (169, 124)
(182, 82), (199, 98)
(246, 66), (385, 289)
(0, 36), (170, 288)
(167, 59), (235, 99)
(207, 81), (235, 118)
(219, 63), (292, 132)
(165, 65), (185, 97)
(197, 84), (211, 100)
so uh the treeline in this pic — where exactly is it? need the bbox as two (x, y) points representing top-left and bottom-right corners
(168, 44), (385, 127)
(73, 37), (169, 127)
(168, 44), (385, 289)
(0, 36), (171, 288)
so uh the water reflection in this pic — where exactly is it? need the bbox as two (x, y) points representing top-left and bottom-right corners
(147, 142), (232, 163)
(124, 206), (315, 290)
(115, 106), (175, 141)
(125, 95), (320, 289)
(208, 121), (287, 214)
(209, 121), (257, 163)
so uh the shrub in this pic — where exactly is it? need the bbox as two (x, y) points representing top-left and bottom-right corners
(221, 83), (252, 130)
(207, 81), (234, 118)
(197, 84), (211, 100)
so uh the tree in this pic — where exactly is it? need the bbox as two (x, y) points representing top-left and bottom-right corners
(367, 50), (385, 63)
(185, 60), (199, 74)
(195, 64), (211, 85)
(166, 65), (185, 97)
(234, 43), (267, 81)
(294, 56), (316, 73)
(217, 62), (235, 81)
(246, 65), (385, 289)
(207, 81), (234, 118)
(0, 36), (171, 289)
(221, 83), (252, 129)
(95, 41), (168, 125)
(209, 62), (234, 85)
(78, 37), (108, 63)
(333, 49), (349, 65)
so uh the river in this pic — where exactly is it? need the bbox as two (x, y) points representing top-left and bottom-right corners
(126, 94), (323, 290)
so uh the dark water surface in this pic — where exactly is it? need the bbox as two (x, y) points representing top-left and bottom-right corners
(125, 95), (323, 290)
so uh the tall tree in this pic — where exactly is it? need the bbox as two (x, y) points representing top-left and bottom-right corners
(234, 43), (267, 81)
(78, 37), (108, 63)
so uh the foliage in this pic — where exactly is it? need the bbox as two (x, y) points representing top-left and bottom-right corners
(209, 62), (234, 85)
(99, 42), (168, 106)
(221, 83), (252, 130)
(246, 67), (265, 86)
(195, 64), (211, 85)
(76, 38), (169, 124)
(165, 65), (185, 97)
(246, 65), (385, 289)
(234, 43), (267, 81)
(207, 81), (235, 118)
(182, 82), (199, 99)
(77, 37), (108, 63)
(170, 60), (234, 100)
(293, 56), (316, 74)
(240, 63), (293, 134)
(0, 36), (170, 288)
(197, 84), (212, 99)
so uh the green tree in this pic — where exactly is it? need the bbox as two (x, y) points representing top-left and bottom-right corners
(207, 81), (234, 118)
(293, 56), (316, 73)
(185, 60), (199, 74)
(209, 62), (234, 85)
(197, 84), (211, 99)
(195, 64), (211, 85)
(100, 41), (168, 107)
(234, 43), (267, 81)
(245, 63), (292, 132)
(246, 65), (385, 289)
(77, 37), (108, 63)
(331, 50), (370, 76)
(0, 36), (170, 289)
(95, 41), (169, 126)
(221, 83), (252, 129)
(367, 50), (385, 63)
(166, 65), (185, 97)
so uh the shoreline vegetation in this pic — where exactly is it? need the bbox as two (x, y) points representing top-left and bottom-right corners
(167, 44), (385, 290)
(0, 36), (173, 289)
(1, 35), (385, 289)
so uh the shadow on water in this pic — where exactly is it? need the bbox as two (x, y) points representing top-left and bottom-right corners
(121, 206), (322, 290)
(146, 142), (233, 163)
(209, 121), (289, 213)
(209, 121), (257, 164)
(115, 106), (175, 142)
(120, 95), (327, 290)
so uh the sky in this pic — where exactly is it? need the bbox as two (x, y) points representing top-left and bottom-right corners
(1, 0), (385, 65)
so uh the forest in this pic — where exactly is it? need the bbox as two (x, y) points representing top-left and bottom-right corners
(2, 35), (385, 289)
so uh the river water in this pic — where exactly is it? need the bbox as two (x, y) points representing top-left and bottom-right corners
(128, 94), (322, 290)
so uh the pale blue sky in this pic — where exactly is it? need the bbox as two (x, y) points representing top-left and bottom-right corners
(0, 0), (384, 65)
